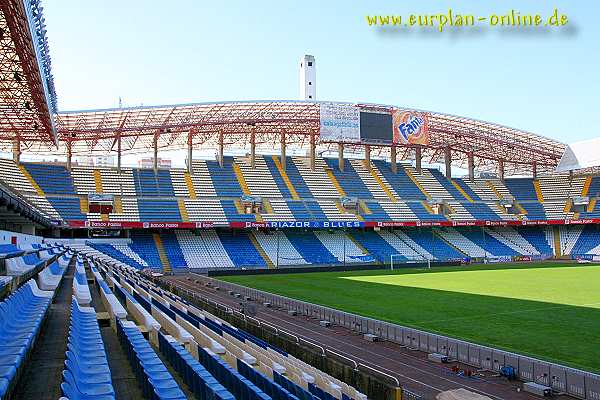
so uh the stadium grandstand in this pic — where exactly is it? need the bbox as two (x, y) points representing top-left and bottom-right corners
(1, 1), (600, 400)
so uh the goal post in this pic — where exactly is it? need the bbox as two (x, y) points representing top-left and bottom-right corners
(390, 254), (431, 271)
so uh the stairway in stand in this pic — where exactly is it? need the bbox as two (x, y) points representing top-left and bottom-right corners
(153, 233), (172, 273)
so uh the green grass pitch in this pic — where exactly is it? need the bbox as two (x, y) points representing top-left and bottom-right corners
(220, 262), (600, 373)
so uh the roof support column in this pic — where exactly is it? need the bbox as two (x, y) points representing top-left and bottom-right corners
(117, 131), (122, 173)
(218, 130), (224, 167)
(309, 130), (316, 171)
(250, 128), (256, 169)
(364, 145), (371, 166)
(66, 140), (72, 171)
(12, 138), (21, 164)
(468, 152), (475, 182)
(390, 145), (397, 174)
(415, 146), (422, 174)
(444, 147), (452, 179)
(153, 131), (159, 172)
(498, 159), (505, 181)
(280, 129), (286, 171)
(532, 161), (537, 179)
(338, 143), (344, 172)
(187, 130), (193, 174)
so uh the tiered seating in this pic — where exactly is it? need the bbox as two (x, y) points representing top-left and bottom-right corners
(520, 202), (546, 220)
(23, 163), (77, 194)
(264, 156), (312, 199)
(175, 231), (218, 269)
(132, 168), (175, 197)
(206, 158), (244, 197)
(254, 231), (307, 266)
(349, 159), (392, 199)
(38, 260), (67, 290)
(217, 231), (267, 268)
(160, 232), (187, 269)
(235, 156), (282, 198)
(285, 231), (338, 264)
(184, 199), (228, 223)
(437, 228), (486, 258)
(588, 176), (600, 198)
(459, 229), (518, 257)
(314, 200), (358, 221)
(116, 319), (187, 399)
(103, 263), (366, 400)
(87, 242), (147, 270)
(293, 157), (341, 198)
(314, 231), (367, 263)
(0, 279), (54, 398)
(518, 227), (554, 256)
(372, 161), (426, 200)
(393, 230), (438, 260)
(360, 201), (390, 221)
(504, 178), (538, 201)
(558, 225), (583, 256)
(538, 174), (586, 200)
(45, 197), (86, 220)
(461, 202), (503, 221)
(377, 231), (427, 261)
(4, 250), (45, 276)
(429, 169), (466, 201)
(406, 201), (447, 222)
(158, 333), (235, 399)
(129, 232), (163, 269)
(324, 158), (374, 199)
(200, 231), (236, 269)
(221, 200), (256, 222)
(377, 201), (418, 221)
(349, 230), (401, 263)
(409, 168), (454, 200)
(137, 199), (181, 221)
(453, 179), (481, 201)
(570, 225), (600, 255)
(73, 258), (91, 305)
(484, 227), (540, 256)
(61, 297), (116, 399)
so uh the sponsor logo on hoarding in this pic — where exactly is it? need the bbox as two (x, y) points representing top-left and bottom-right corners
(243, 221), (363, 229)
(393, 110), (429, 145)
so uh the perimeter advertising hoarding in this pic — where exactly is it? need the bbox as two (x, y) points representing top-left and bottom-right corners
(319, 103), (361, 143)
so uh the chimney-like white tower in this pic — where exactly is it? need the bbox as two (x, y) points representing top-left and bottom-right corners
(299, 55), (316, 101)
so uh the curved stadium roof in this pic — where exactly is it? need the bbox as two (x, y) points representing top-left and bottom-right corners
(51, 101), (566, 175)
(0, 1), (566, 176)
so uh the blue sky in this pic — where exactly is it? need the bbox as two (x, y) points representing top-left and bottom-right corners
(44, 0), (599, 144)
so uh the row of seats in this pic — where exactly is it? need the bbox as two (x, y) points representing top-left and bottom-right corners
(6, 157), (599, 224)
(60, 297), (116, 399)
(101, 260), (365, 400)
(116, 318), (187, 399)
(0, 279), (55, 398)
(74, 225), (563, 271)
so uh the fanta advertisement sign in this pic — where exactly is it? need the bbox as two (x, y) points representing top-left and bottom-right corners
(393, 110), (429, 145)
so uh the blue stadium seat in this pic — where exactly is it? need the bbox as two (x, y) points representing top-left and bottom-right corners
(23, 163), (77, 195)
(158, 332), (235, 400)
(285, 231), (337, 264)
(0, 279), (54, 398)
(504, 179), (538, 201)
(372, 161), (426, 200)
(116, 319), (187, 399)
(324, 158), (373, 199)
(216, 231), (266, 269)
(61, 297), (115, 399)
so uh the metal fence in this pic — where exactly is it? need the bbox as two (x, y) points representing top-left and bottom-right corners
(199, 275), (600, 400)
